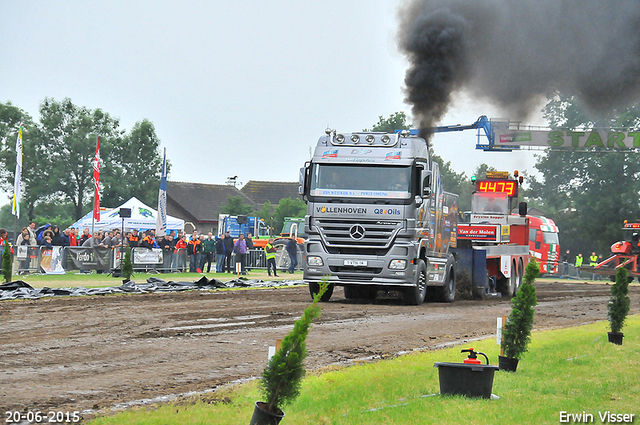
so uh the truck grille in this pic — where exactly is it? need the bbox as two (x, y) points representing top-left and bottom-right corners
(314, 218), (401, 250)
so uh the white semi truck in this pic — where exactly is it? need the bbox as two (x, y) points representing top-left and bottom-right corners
(299, 129), (458, 305)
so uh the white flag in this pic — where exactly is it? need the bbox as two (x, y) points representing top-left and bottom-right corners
(12, 125), (23, 218)
(156, 148), (168, 235)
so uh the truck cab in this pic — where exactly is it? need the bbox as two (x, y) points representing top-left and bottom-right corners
(300, 129), (458, 305)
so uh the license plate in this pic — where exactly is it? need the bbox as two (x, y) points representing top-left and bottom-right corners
(344, 259), (368, 266)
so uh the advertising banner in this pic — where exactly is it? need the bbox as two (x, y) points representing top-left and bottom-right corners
(458, 225), (499, 241)
(133, 248), (163, 265)
(40, 246), (66, 274)
(64, 247), (112, 271)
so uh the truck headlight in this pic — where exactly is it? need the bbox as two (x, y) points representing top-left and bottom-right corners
(307, 256), (324, 266)
(389, 259), (407, 270)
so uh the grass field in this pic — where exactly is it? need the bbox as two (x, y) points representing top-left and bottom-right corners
(87, 316), (640, 425)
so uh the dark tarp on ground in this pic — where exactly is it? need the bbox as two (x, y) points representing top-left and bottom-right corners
(0, 277), (303, 301)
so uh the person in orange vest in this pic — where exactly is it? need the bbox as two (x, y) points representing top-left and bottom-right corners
(140, 231), (155, 249)
(127, 229), (140, 247)
(187, 231), (202, 273)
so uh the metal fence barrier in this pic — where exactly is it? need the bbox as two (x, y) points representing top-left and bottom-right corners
(5, 246), (301, 275)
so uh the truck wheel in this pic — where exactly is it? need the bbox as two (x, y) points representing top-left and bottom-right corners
(403, 259), (427, 305)
(436, 267), (456, 303)
(516, 259), (524, 291)
(509, 261), (519, 296)
(309, 282), (334, 302)
(498, 261), (517, 298)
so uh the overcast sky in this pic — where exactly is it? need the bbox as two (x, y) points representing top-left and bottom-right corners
(1, 0), (542, 205)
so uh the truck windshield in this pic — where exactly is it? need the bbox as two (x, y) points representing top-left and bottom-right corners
(310, 164), (412, 199)
(472, 193), (509, 213)
(543, 231), (559, 245)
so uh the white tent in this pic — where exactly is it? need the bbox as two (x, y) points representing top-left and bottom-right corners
(71, 197), (184, 232)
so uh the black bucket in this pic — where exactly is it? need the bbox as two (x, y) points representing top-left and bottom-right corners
(608, 332), (624, 345)
(498, 356), (519, 372)
(250, 401), (285, 425)
(434, 362), (499, 399)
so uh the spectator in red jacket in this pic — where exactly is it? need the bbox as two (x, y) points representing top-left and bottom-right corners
(173, 233), (187, 271)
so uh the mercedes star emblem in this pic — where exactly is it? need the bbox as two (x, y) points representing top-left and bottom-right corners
(349, 224), (365, 240)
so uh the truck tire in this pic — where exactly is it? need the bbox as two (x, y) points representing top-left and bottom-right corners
(436, 266), (456, 303)
(309, 282), (334, 302)
(498, 261), (517, 298)
(516, 259), (524, 292)
(403, 259), (427, 305)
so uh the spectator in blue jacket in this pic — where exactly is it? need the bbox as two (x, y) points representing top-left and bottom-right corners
(286, 237), (298, 274)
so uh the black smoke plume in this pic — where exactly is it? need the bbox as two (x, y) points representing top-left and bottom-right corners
(398, 0), (640, 138)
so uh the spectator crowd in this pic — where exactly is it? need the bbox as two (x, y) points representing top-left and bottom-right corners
(10, 223), (297, 276)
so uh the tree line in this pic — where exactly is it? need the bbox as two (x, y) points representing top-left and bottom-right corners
(0, 98), (165, 228)
(3, 96), (639, 258)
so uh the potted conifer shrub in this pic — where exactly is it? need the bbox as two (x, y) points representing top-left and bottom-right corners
(2, 242), (12, 283)
(499, 259), (539, 372)
(122, 246), (134, 283)
(607, 267), (630, 345)
(250, 281), (328, 425)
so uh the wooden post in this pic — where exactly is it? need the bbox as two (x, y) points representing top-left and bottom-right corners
(500, 315), (507, 356)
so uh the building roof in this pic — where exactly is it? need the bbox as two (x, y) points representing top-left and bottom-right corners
(167, 181), (257, 222)
(240, 180), (300, 206)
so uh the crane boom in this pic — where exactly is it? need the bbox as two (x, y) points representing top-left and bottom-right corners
(399, 116), (640, 152)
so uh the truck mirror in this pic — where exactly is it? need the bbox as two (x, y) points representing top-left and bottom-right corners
(422, 174), (431, 197)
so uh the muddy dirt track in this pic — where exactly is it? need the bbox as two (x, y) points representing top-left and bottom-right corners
(1, 279), (639, 421)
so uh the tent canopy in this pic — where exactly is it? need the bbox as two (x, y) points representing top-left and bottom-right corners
(71, 197), (184, 232)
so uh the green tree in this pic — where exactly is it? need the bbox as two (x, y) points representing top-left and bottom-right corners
(529, 95), (640, 256)
(37, 97), (125, 219)
(272, 198), (306, 235)
(260, 281), (328, 415)
(0, 98), (167, 221)
(608, 267), (630, 335)
(501, 259), (539, 360)
(254, 201), (275, 233)
(101, 119), (166, 207)
(364, 111), (411, 132)
(220, 196), (254, 216)
(0, 102), (42, 220)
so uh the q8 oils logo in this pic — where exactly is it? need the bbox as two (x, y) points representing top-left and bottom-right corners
(374, 208), (401, 215)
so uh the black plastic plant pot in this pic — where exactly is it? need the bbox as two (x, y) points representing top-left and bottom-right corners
(608, 332), (624, 345)
(433, 362), (500, 399)
(498, 356), (519, 372)
(250, 402), (285, 425)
